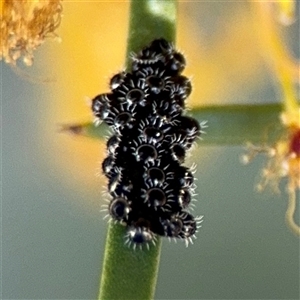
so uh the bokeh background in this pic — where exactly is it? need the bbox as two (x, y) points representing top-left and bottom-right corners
(2, 1), (299, 299)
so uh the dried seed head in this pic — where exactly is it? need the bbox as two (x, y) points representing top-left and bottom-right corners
(1, 0), (62, 65)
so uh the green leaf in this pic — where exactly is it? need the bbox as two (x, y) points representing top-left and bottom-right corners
(62, 103), (284, 146)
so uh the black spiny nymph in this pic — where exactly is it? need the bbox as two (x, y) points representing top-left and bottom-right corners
(92, 39), (204, 249)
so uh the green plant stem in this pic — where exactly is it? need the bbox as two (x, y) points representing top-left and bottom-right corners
(125, 0), (177, 67)
(99, 224), (162, 300)
(63, 103), (285, 146)
(192, 103), (284, 145)
(98, 0), (177, 299)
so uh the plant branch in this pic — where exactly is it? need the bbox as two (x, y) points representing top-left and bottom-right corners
(62, 103), (285, 146)
(98, 0), (177, 299)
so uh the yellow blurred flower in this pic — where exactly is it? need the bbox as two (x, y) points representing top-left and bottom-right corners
(0, 0), (62, 65)
(243, 1), (300, 236)
(274, 0), (296, 25)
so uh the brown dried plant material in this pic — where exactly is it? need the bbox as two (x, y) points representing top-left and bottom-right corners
(0, 0), (62, 66)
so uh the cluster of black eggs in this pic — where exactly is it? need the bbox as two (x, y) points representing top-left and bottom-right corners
(91, 39), (203, 249)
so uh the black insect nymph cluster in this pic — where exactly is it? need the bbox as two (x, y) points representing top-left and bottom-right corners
(91, 38), (204, 249)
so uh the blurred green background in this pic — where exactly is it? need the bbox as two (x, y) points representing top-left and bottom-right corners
(2, 1), (299, 299)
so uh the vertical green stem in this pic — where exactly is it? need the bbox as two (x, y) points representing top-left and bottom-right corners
(99, 224), (162, 300)
(98, 0), (177, 299)
(125, 0), (177, 68)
